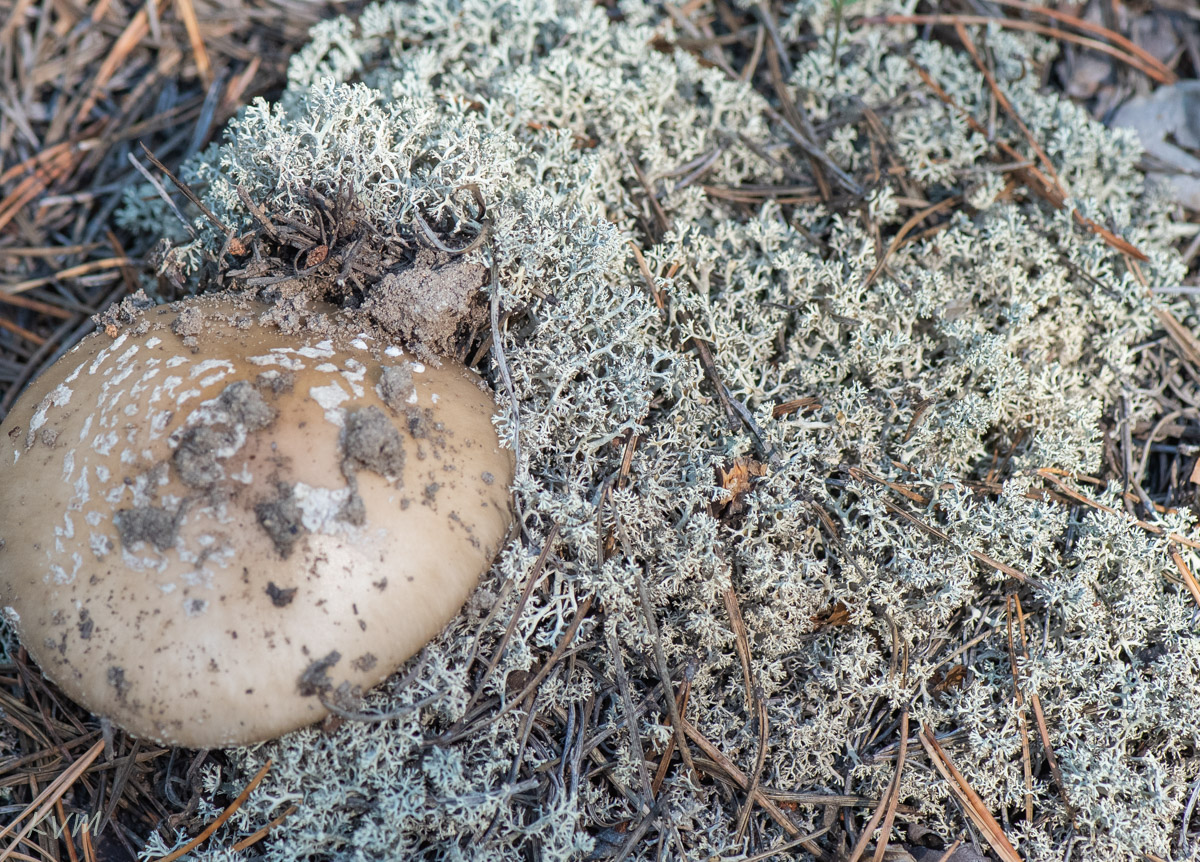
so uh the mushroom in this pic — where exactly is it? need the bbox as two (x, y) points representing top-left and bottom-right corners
(0, 294), (513, 747)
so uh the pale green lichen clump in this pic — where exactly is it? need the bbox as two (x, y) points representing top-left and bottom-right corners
(112, 1), (1200, 860)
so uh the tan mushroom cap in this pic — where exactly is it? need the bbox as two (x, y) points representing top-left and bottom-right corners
(0, 295), (513, 748)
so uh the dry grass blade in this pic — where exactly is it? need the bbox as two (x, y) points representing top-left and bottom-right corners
(148, 759), (273, 862)
(0, 738), (105, 862)
(918, 726), (1024, 862)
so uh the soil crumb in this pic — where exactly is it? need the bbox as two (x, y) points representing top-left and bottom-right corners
(256, 370), (295, 396)
(255, 483), (308, 558)
(362, 250), (486, 360)
(114, 505), (180, 551)
(173, 425), (237, 488)
(173, 383), (275, 487)
(342, 407), (406, 478)
(377, 365), (415, 414)
(171, 305), (204, 337)
(266, 581), (298, 607)
(218, 381), (275, 430)
(91, 290), (155, 335)
(298, 650), (341, 697)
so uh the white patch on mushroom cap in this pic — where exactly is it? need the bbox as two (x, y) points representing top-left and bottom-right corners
(309, 380), (350, 426)
(27, 383), (73, 447)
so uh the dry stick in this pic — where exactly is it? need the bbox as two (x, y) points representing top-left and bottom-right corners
(628, 242), (774, 459)
(764, 38), (830, 203)
(489, 254), (522, 474)
(149, 759), (273, 862)
(463, 522), (561, 700)
(1005, 598), (1035, 825)
(664, 3), (839, 199)
(127, 152), (195, 237)
(461, 595), (594, 740)
(918, 727), (1024, 862)
(139, 143), (231, 236)
(1012, 595), (1073, 819)
(0, 739), (105, 862)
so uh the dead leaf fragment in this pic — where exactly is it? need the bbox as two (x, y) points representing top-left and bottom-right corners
(712, 456), (767, 519)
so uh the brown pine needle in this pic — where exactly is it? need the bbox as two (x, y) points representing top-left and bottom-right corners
(53, 798), (79, 862)
(1006, 598), (1035, 824)
(918, 726), (1024, 862)
(0, 739), (105, 862)
(230, 804), (298, 852)
(905, 59), (1147, 262)
(1170, 550), (1200, 608)
(873, 13), (1174, 84)
(75, 0), (162, 124)
(3, 257), (134, 296)
(1013, 596), (1073, 819)
(150, 759), (273, 862)
(982, 0), (1174, 84)
(871, 709), (909, 862)
(1036, 470), (1200, 550)
(173, 0), (212, 84)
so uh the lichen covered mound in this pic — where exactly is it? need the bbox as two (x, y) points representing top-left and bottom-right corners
(114, 0), (1198, 860)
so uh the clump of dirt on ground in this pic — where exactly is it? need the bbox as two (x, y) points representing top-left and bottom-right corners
(360, 251), (488, 360)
